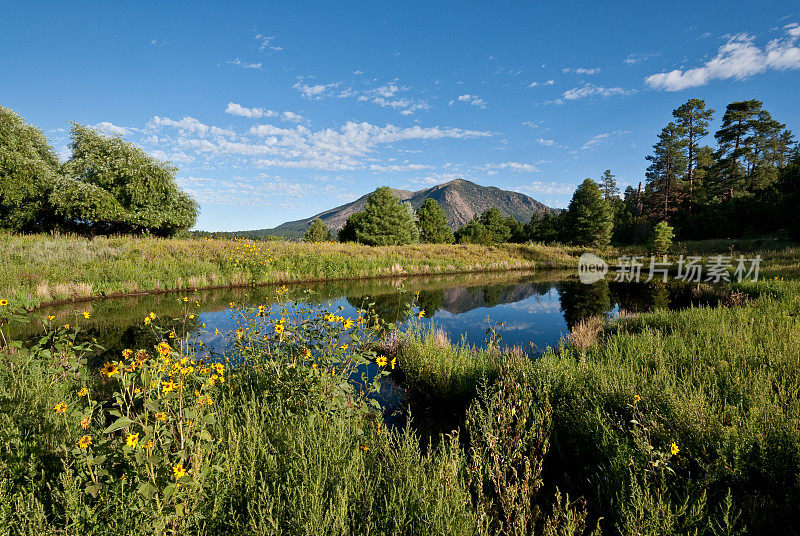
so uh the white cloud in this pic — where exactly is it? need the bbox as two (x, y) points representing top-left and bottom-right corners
(293, 82), (336, 99)
(147, 116), (235, 138)
(511, 181), (576, 196)
(624, 52), (656, 65)
(92, 122), (132, 136)
(562, 67), (601, 74)
(255, 33), (282, 52)
(227, 58), (262, 69)
(225, 102), (278, 118)
(536, 138), (555, 146)
(581, 130), (628, 150)
(453, 94), (487, 108)
(480, 161), (539, 174)
(529, 79), (555, 87)
(281, 111), (306, 123)
(645, 24), (800, 91)
(561, 83), (635, 101)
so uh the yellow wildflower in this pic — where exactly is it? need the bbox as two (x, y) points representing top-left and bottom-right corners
(634, 394), (641, 402)
(64, 324), (70, 329)
(390, 357), (396, 370)
(122, 349), (133, 360)
(100, 362), (119, 378)
(77, 387), (88, 397)
(0, 299), (8, 306)
(418, 309), (425, 319)
(275, 323), (284, 334)
(340, 343), (349, 351)
(173, 462), (186, 479)
(82, 311), (91, 319)
(80, 416), (90, 430)
(155, 412), (166, 422)
(144, 317), (151, 325)
(376, 356), (387, 367)
(149, 312), (156, 319)
(670, 442), (680, 456)
(162, 381), (177, 393)
(47, 315), (55, 321)
(343, 318), (354, 330)
(54, 402), (67, 414)
(126, 433), (139, 448)
(77, 435), (92, 449)
(157, 342), (171, 356)
(182, 297), (188, 302)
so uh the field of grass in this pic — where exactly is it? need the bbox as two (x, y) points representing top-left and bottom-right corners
(0, 232), (587, 309)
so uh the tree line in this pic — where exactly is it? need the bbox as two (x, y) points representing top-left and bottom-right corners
(0, 106), (197, 236)
(306, 97), (800, 248)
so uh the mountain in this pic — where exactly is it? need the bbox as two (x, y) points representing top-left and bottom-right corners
(244, 179), (555, 239)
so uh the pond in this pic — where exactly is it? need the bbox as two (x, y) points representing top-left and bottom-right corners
(23, 269), (722, 365)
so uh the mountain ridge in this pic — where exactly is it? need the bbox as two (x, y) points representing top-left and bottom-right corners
(242, 179), (555, 239)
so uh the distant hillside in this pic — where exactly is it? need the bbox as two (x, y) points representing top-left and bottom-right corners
(241, 179), (555, 239)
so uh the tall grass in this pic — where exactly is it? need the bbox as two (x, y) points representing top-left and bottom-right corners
(398, 280), (800, 534)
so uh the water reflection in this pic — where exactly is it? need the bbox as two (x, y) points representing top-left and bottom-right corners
(24, 271), (723, 364)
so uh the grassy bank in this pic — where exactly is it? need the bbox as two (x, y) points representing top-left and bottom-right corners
(0, 233), (586, 309)
(397, 278), (800, 534)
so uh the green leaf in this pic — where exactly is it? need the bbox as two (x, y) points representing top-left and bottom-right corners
(103, 416), (133, 434)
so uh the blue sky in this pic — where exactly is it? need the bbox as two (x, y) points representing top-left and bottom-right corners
(2, 1), (799, 231)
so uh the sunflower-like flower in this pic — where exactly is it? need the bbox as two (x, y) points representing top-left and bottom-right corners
(77, 435), (92, 449)
(53, 402), (67, 414)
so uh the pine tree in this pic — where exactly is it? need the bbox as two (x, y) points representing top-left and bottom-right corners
(416, 198), (454, 243)
(303, 219), (331, 242)
(353, 187), (419, 245)
(673, 99), (714, 215)
(648, 221), (675, 254)
(563, 178), (613, 247)
(479, 207), (513, 243)
(645, 122), (687, 222)
(599, 170), (619, 201)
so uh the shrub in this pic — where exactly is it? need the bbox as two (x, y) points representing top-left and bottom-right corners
(648, 221), (675, 254)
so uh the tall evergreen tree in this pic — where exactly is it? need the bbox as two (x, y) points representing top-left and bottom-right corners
(353, 187), (419, 245)
(645, 122), (687, 222)
(415, 198), (454, 243)
(599, 169), (619, 201)
(673, 99), (714, 215)
(713, 100), (794, 198)
(563, 178), (613, 247)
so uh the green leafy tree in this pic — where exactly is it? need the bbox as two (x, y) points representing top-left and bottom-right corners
(563, 178), (613, 247)
(351, 187), (418, 245)
(673, 99), (714, 215)
(455, 218), (491, 244)
(599, 169), (619, 201)
(416, 198), (454, 243)
(0, 106), (61, 231)
(63, 124), (198, 235)
(303, 219), (331, 242)
(525, 212), (562, 243)
(647, 221), (675, 254)
(338, 211), (365, 242)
